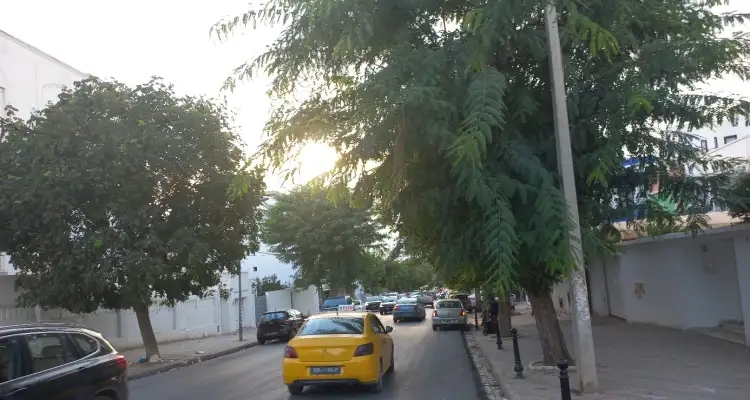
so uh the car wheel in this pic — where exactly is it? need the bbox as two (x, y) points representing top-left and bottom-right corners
(432, 325), (437, 331)
(370, 361), (384, 392)
(257, 338), (265, 345)
(380, 311), (384, 315)
(394, 318), (399, 323)
(287, 384), (304, 395)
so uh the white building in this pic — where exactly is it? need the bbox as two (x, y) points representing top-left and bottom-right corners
(0, 30), (89, 275)
(587, 224), (750, 346)
(692, 124), (748, 155)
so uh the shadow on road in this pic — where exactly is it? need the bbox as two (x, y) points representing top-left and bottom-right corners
(296, 373), (397, 397)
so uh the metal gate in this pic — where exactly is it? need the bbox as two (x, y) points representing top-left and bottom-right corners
(254, 295), (267, 323)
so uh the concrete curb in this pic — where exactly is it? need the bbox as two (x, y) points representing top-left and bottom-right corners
(528, 360), (577, 372)
(127, 341), (259, 381)
(462, 330), (508, 400)
(468, 331), (523, 400)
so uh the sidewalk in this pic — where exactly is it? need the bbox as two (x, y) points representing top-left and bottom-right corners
(474, 310), (750, 399)
(122, 328), (258, 380)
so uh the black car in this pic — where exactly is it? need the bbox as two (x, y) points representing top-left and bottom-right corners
(319, 296), (353, 312)
(363, 296), (382, 312)
(379, 296), (398, 314)
(451, 294), (472, 311)
(0, 322), (129, 400)
(257, 309), (306, 345)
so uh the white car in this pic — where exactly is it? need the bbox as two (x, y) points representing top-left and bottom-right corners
(432, 299), (469, 331)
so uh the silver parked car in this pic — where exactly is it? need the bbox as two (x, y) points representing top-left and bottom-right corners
(432, 299), (468, 331)
(419, 291), (436, 308)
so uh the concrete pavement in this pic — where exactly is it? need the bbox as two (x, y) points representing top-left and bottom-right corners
(475, 311), (750, 400)
(129, 313), (486, 399)
(122, 329), (258, 380)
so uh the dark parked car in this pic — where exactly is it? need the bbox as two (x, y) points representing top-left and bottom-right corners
(319, 296), (353, 312)
(392, 297), (426, 322)
(451, 294), (472, 311)
(257, 309), (306, 344)
(363, 296), (382, 312)
(0, 322), (129, 400)
(379, 296), (398, 314)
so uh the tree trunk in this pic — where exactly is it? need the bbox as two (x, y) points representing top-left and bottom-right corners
(529, 291), (572, 365)
(134, 301), (160, 361)
(498, 297), (512, 337)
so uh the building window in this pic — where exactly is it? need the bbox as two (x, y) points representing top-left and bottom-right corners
(700, 139), (708, 151)
(724, 135), (738, 144)
(714, 137), (719, 148)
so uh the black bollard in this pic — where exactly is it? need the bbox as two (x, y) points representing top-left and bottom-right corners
(511, 328), (523, 378)
(474, 309), (479, 331)
(496, 318), (503, 350)
(558, 359), (572, 400)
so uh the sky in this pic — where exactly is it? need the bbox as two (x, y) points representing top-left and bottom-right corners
(0, 0), (338, 192)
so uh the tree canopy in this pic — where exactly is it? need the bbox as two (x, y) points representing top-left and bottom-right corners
(0, 78), (266, 358)
(262, 184), (385, 294)
(358, 255), (437, 294)
(252, 274), (288, 295)
(218, 0), (750, 364)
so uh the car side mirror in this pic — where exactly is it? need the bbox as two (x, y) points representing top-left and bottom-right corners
(385, 326), (393, 333)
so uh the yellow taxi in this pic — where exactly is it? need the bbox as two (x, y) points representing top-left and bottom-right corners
(282, 311), (395, 395)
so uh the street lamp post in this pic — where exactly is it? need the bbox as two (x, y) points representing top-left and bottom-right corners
(543, 4), (598, 393)
(238, 272), (244, 341)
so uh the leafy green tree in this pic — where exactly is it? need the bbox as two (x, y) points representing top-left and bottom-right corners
(360, 254), (437, 294)
(723, 173), (750, 222)
(252, 274), (288, 295)
(0, 78), (266, 360)
(262, 184), (385, 295)
(218, 0), (749, 364)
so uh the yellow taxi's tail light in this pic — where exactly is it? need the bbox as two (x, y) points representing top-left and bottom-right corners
(284, 346), (298, 358)
(353, 342), (374, 357)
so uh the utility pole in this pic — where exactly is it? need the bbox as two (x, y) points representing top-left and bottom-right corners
(543, 5), (598, 393)
(238, 272), (244, 341)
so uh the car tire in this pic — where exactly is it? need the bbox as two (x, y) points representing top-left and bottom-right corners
(370, 361), (384, 393)
(380, 311), (384, 315)
(287, 384), (304, 395)
(432, 325), (437, 331)
(257, 338), (265, 345)
(393, 318), (399, 323)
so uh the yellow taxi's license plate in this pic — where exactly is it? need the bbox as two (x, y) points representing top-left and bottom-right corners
(310, 366), (341, 375)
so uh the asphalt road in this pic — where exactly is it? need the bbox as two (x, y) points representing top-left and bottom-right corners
(129, 313), (483, 400)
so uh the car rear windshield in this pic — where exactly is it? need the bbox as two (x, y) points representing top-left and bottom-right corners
(382, 297), (396, 302)
(297, 317), (365, 336)
(438, 301), (463, 309)
(366, 297), (381, 302)
(454, 295), (469, 300)
(397, 298), (417, 304)
(322, 297), (348, 307)
(260, 312), (288, 322)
